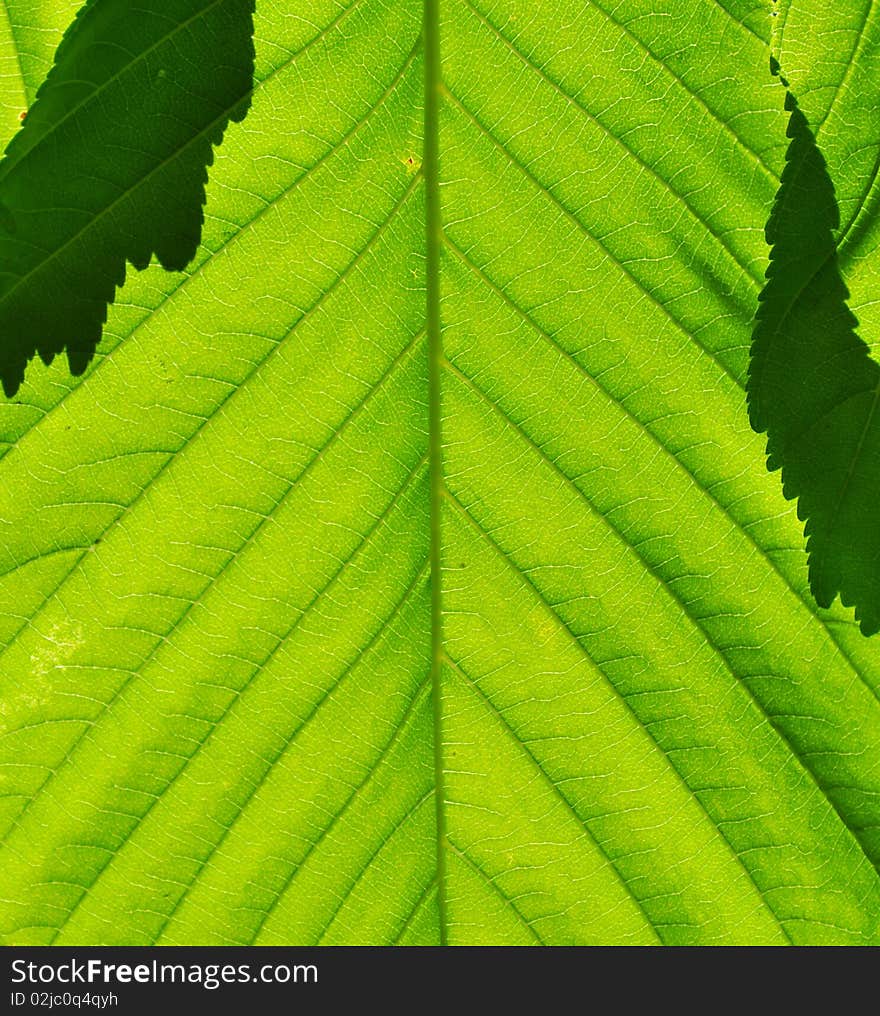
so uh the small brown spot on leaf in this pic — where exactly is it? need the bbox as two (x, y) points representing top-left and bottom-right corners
(401, 154), (420, 174)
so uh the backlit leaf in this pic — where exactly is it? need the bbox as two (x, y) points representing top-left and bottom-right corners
(0, 0), (878, 946)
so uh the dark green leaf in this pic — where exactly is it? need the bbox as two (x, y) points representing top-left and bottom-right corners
(749, 86), (880, 635)
(0, 0), (255, 395)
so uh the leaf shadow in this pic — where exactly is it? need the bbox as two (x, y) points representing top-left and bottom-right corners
(0, 0), (256, 396)
(748, 84), (880, 635)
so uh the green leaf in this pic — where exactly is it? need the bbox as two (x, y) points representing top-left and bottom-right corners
(747, 3), (880, 634)
(749, 86), (880, 634)
(1, 0), (880, 946)
(0, 0), (256, 395)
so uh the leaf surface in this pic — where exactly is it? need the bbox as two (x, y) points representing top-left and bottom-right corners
(0, 0), (256, 394)
(0, 0), (879, 946)
(745, 4), (880, 632)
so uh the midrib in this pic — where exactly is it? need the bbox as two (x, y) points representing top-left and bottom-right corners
(423, 0), (450, 947)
